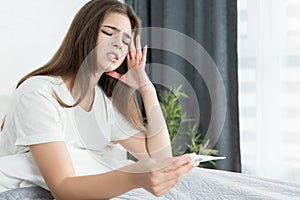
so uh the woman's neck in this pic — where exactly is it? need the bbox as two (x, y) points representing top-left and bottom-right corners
(61, 70), (103, 112)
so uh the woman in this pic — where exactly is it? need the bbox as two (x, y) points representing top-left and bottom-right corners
(0, 0), (196, 199)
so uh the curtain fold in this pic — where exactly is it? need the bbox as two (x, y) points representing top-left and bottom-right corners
(126, 0), (240, 172)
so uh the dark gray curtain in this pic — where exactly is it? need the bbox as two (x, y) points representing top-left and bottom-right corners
(126, 0), (241, 172)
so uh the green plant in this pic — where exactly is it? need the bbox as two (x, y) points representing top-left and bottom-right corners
(158, 85), (219, 166)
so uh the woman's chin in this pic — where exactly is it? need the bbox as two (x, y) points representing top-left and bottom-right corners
(106, 65), (118, 72)
(98, 62), (118, 72)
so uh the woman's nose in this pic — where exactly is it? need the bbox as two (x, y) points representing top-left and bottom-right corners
(111, 33), (123, 50)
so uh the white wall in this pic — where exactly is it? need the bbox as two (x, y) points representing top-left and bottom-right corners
(0, 0), (90, 120)
(0, 0), (90, 96)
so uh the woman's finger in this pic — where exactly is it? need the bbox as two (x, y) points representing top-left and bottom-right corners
(141, 45), (148, 65)
(135, 35), (142, 61)
(159, 170), (178, 184)
(126, 54), (131, 68)
(150, 162), (193, 197)
(157, 163), (193, 197)
(129, 34), (136, 59)
(151, 177), (179, 197)
(160, 161), (193, 184)
(162, 154), (194, 172)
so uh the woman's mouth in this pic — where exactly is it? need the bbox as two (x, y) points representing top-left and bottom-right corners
(107, 52), (119, 62)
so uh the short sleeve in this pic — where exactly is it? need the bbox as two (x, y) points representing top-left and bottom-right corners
(109, 105), (140, 141)
(13, 90), (64, 146)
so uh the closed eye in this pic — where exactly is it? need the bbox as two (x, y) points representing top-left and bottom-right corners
(122, 41), (129, 46)
(101, 30), (112, 36)
(102, 29), (129, 46)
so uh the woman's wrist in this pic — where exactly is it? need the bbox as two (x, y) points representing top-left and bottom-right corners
(138, 84), (156, 94)
(125, 170), (140, 189)
(120, 162), (143, 189)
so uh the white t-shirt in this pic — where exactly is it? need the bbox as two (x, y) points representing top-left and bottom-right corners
(0, 75), (140, 192)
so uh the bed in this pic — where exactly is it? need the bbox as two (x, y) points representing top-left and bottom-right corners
(1, 167), (300, 200)
(113, 167), (300, 200)
(0, 186), (53, 200)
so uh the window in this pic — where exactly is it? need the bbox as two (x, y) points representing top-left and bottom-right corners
(238, 0), (300, 182)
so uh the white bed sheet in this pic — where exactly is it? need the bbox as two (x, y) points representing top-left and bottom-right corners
(113, 167), (300, 200)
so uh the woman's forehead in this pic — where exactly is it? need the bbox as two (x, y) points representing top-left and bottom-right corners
(102, 12), (132, 33)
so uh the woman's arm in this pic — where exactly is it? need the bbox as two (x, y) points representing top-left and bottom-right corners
(118, 85), (172, 159)
(117, 85), (172, 160)
(30, 141), (193, 199)
(116, 84), (172, 160)
(109, 35), (171, 160)
(30, 142), (136, 200)
(139, 84), (172, 158)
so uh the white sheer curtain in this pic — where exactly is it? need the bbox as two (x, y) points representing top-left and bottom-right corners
(238, 0), (300, 182)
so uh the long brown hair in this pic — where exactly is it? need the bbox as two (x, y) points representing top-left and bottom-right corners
(1, 0), (144, 131)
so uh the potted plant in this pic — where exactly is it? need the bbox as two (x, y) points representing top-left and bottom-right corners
(158, 85), (219, 167)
